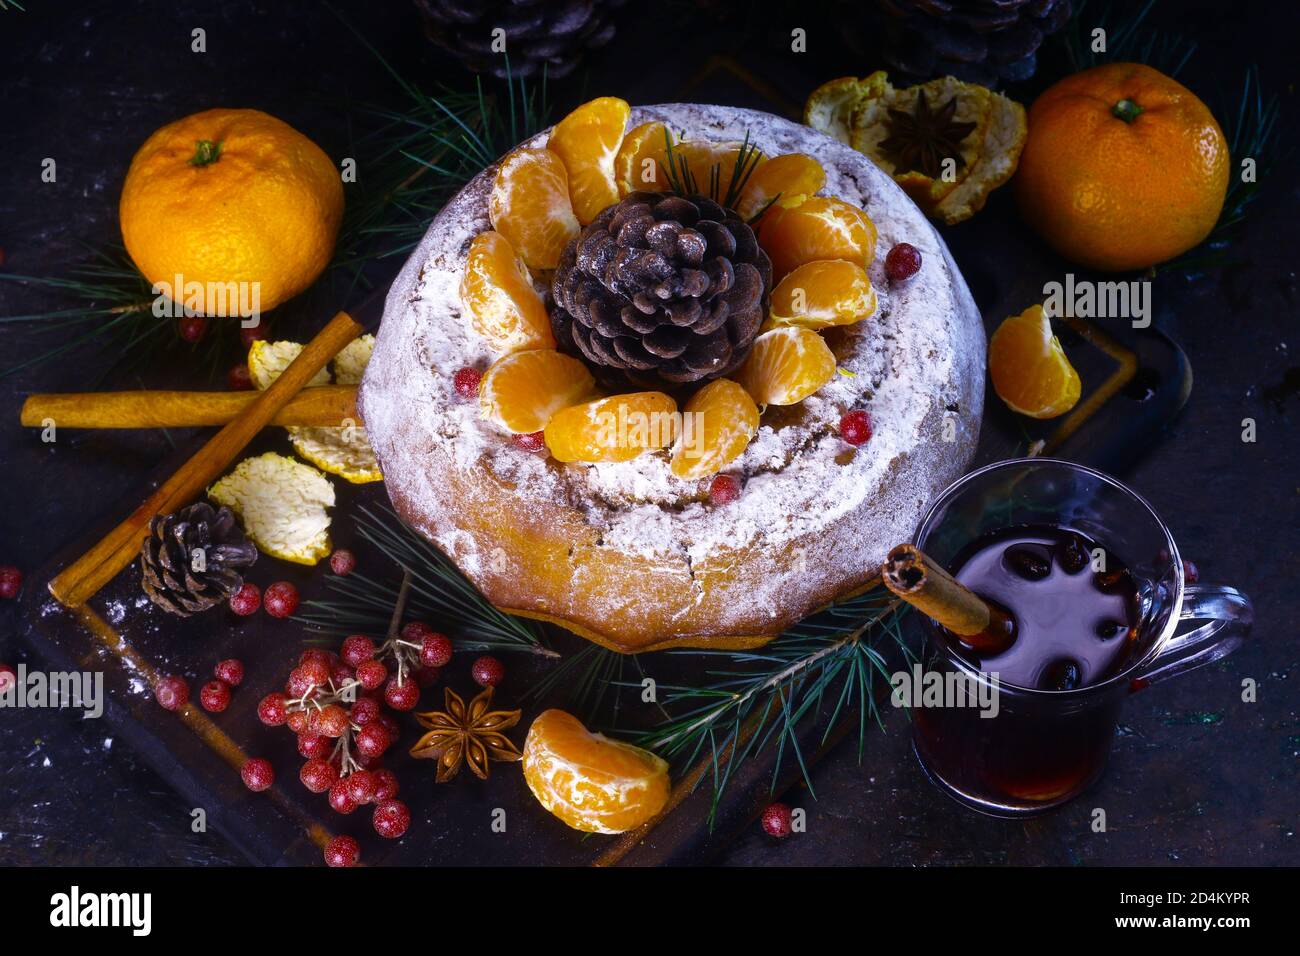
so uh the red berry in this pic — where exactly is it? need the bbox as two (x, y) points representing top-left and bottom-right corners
(263, 581), (299, 619)
(401, 621), (434, 642)
(384, 676), (420, 711)
(453, 366), (482, 398)
(330, 549), (357, 576)
(299, 648), (333, 668)
(300, 758), (338, 793)
(286, 710), (310, 734)
(414, 665), (441, 688)
(471, 655), (504, 688)
(228, 582), (261, 615)
(419, 632), (453, 669)
(371, 768), (400, 802)
(346, 769), (377, 805)
(238, 319), (267, 349)
(324, 834), (360, 867)
(0, 565), (23, 600)
(761, 802), (793, 838)
(313, 704), (351, 738)
(708, 474), (740, 505)
(1182, 559), (1200, 584)
(884, 242), (922, 283)
(341, 635), (376, 668)
(356, 659), (388, 691)
(214, 659), (244, 686)
(372, 799), (411, 839)
(839, 410), (873, 447)
(328, 779), (358, 815)
(154, 675), (190, 711)
(378, 715), (400, 741)
(355, 722), (391, 759)
(0, 664), (16, 694)
(512, 430), (546, 453)
(288, 661), (330, 697)
(297, 733), (331, 759)
(240, 758), (275, 792)
(199, 680), (232, 713)
(330, 661), (355, 687)
(227, 362), (253, 390)
(257, 692), (289, 726)
(177, 314), (209, 343)
(351, 696), (381, 726)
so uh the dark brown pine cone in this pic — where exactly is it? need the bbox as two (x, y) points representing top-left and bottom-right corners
(140, 503), (258, 616)
(867, 0), (1073, 86)
(550, 192), (772, 387)
(414, 0), (628, 80)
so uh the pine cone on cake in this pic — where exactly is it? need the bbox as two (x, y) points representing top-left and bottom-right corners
(868, 0), (1073, 86)
(139, 503), (258, 616)
(550, 192), (773, 387)
(414, 0), (629, 79)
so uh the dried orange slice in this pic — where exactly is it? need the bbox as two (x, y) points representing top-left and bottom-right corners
(735, 152), (825, 221)
(988, 304), (1081, 419)
(767, 259), (877, 330)
(523, 709), (670, 834)
(757, 196), (877, 281)
(671, 378), (759, 480)
(544, 392), (678, 463)
(736, 327), (837, 406)
(489, 147), (580, 271)
(614, 121), (674, 197)
(460, 231), (554, 353)
(478, 349), (596, 434)
(548, 96), (630, 225)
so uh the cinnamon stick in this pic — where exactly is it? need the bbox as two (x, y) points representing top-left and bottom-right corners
(21, 386), (358, 429)
(882, 543), (1014, 650)
(49, 310), (366, 609)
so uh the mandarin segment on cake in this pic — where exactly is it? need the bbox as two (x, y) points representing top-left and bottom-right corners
(359, 102), (985, 652)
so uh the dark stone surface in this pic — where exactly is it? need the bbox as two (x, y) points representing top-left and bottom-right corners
(0, 0), (1296, 866)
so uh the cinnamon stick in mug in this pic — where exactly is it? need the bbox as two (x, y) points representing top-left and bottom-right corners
(882, 543), (1015, 652)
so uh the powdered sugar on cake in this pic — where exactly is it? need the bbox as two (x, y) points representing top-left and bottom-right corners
(360, 104), (983, 636)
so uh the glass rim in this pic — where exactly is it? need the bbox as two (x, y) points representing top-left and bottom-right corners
(913, 457), (1184, 699)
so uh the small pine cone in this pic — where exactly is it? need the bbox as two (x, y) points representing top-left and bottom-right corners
(140, 503), (258, 616)
(414, 0), (628, 80)
(550, 192), (772, 387)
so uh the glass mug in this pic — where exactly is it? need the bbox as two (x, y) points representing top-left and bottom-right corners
(907, 458), (1253, 817)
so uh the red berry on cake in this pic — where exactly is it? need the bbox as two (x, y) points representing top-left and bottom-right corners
(263, 581), (299, 618)
(838, 410), (873, 446)
(708, 474), (741, 505)
(240, 758), (275, 792)
(512, 430), (547, 453)
(761, 802), (793, 838)
(453, 366), (482, 398)
(324, 834), (361, 867)
(471, 655), (504, 688)
(154, 675), (190, 711)
(0, 565), (24, 600)
(199, 680), (232, 713)
(885, 242), (922, 283)
(329, 548), (357, 576)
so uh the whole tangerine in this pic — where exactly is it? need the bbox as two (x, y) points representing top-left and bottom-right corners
(1015, 63), (1228, 272)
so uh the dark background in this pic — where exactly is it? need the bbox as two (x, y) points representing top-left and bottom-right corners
(0, 0), (1296, 865)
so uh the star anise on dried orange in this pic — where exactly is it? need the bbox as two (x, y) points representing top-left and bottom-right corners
(878, 90), (978, 179)
(409, 685), (522, 782)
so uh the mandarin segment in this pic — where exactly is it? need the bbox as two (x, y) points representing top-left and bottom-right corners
(489, 147), (580, 270)
(736, 327), (837, 406)
(988, 304), (1081, 419)
(460, 231), (554, 353)
(671, 377), (759, 480)
(544, 392), (678, 463)
(479, 349), (596, 434)
(614, 121), (674, 196)
(735, 152), (826, 221)
(548, 96), (631, 224)
(757, 196), (877, 280)
(522, 709), (670, 834)
(767, 259), (877, 330)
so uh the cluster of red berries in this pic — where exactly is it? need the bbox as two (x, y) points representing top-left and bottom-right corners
(228, 580), (299, 618)
(153, 658), (246, 714)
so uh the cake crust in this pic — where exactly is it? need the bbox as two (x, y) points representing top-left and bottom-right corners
(359, 104), (985, 652)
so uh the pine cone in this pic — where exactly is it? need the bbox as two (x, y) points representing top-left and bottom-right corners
(550, 192), (772, 387)
(139, 503), (258, 616)
(870, 0), (1073, 86)
(414, 0), (628, 79)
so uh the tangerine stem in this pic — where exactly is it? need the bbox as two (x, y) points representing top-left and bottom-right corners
(1111, 99), (1145, 123)
(190, 139), (222, 166)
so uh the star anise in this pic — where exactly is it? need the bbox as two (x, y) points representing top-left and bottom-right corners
(409, 686), (522, 782)
(878, 90), (978, 180)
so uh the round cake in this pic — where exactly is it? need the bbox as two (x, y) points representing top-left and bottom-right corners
(359, 103), (985, 653)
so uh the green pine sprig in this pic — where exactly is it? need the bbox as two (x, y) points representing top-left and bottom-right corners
(660, 127), (765, 211)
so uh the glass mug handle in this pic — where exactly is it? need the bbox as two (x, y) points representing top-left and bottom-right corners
(1132, 585), (1253, 689)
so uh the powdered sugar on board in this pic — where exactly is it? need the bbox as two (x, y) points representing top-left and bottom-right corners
(360, 104), (983, 637)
